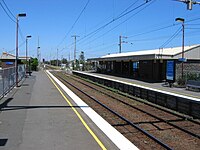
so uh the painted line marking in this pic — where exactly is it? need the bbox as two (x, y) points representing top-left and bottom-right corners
(46, 70), (138, 150)
(45, 71), (107, 150)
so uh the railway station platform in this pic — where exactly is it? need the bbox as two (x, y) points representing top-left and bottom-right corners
(73, 71), (200, 119)
(80, 71), (200, 100)
(0, 71), (135, 150)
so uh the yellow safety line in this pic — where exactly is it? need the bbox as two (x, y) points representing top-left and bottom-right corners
(45, 71), (107, 150)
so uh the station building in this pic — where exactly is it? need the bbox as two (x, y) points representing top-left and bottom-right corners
(88, 45), (200, 82)
(0, 52), (30, 68)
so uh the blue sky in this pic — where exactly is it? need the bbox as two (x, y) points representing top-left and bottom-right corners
(0, 0), (200, 60)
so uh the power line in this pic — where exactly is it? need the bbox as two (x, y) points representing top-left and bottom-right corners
(0, 1), (16, 23)
(1, 0), (15, 19)
(19, 26), (25, 41)
(77, 0), (154, 45)
(59, 0), (140, 51)
(56, 0), (91, 48)
(80, 0), (156, 49)
(127, 17), (200, 39)
(7, 40), (26, 54)
(186, 27), (200, 29)
(0, 0), (26, 49)
(159, 27), (182, 48)
(60, 0), (155, 53)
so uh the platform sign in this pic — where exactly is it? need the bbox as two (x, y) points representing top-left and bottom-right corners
(166, 60), (175, 82)
(5, 62), (13, 65)
(178, 58), (187, 62)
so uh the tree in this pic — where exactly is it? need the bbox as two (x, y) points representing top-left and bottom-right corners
(61, 58), (68, 64)
(31, 58), (38, 71)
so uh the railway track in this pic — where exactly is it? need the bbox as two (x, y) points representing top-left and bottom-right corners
(51, 71), (200, 150)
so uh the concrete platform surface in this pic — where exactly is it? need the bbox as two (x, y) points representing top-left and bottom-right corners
(0, 71), (119, 150)
(88, 72), (200, 99)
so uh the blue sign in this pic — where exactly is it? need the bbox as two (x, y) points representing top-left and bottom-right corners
(178, 58), (187, 62)
(166, 60), (175, 81)
(5, 62), (14, 65)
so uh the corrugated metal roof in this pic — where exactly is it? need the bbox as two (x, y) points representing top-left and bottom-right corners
(101, 45), (199, 59)
(0, 52), (15, 59)
(0, 52), (31, 60)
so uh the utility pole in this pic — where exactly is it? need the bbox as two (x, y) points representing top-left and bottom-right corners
(57, 48), (58, 66)
(175, 0), (200, 10)
(69, 52), (70, 62)
(119, 35), (128, 53)
(37, 37), (40, 65)
(71, 35), (79, 68)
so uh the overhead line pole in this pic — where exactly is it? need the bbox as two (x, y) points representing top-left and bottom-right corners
(119, 35), (128, 53)
(72, 35), (80, 69)
(57, 48), (58, 66)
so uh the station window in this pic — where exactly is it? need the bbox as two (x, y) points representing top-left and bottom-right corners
(133, 61), (139, 72)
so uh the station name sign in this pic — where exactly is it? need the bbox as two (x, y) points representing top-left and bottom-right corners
(166, 60), (175, 82)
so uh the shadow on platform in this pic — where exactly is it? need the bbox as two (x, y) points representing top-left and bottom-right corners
(0, 105), (88, 111)
(0, 139), (8, 146)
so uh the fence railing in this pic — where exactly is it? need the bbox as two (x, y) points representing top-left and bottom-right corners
(0, 65), (25, 99)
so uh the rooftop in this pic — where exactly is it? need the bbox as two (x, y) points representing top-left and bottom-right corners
(101, 45), (199, 59)
(0, 52), (31, 60)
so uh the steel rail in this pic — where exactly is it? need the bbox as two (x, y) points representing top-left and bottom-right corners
(68, 74), (200, 139)
(71, 73), (200, 126)
(53, 72), (172, 150)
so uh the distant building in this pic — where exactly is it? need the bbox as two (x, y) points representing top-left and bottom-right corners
(0, 52), (30, 68)
(88, 45), (200, 82)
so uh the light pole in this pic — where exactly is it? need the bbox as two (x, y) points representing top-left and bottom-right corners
(37, 46), (40, 63)
(176, 17), (185, 79)
(26, 35), (31, 77)
(15, 13), (26, 87)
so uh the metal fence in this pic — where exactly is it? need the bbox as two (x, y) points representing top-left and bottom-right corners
(0, 65), (25, 98)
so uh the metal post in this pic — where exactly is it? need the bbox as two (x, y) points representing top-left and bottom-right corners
(2, 69), (5, 97)
(72, 35), (79, 69)
(15, 15), (19, 87)
(15, 13), (26, 86)
(26, 35), (31, 75)
(119, 35), (127, 53)
(182, 22), (185, 79)
(176, 17), (185, 80)
(57, 48), (58, 66)
(26, 38), (28, 76)
(119, 35), (122, 53)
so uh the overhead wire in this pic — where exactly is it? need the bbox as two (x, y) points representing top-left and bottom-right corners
(58, 0), (144, 52)
(159, 27), (182, 48)
(60, 1), (200, 57)
(7, 40), (26, 54)
(56, 0), (91, 49)
(0, 0), (16, 23)
(1, 0), (15, 18)
(0, 0), (26, 52)
(80, 0), (156, 50)
(75, 0), (154, 46)
(127, 17), (200, 39)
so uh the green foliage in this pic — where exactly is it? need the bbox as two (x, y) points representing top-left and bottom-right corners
(186, 72), (200, 81)
(31, 58), (38, 71)
(177, 77), (186, 86)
